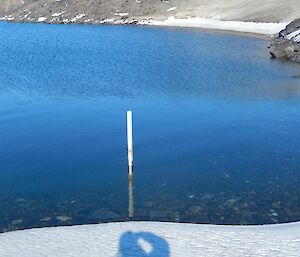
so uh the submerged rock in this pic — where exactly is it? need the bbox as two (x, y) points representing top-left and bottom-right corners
(11, 219), (23, 226)
(189, 206), (202, 214)
(15, 198), (26, 203)
(269, 19), (300, 63)
(224, 198), (238, 206)
(40, 217), (52, 222)
(92, 209), (121, 221)
(149, 210), (168, 219)
(56, 216), (72, 222)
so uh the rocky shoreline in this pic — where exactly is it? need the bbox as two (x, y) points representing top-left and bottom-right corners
(0, 1), (299, 64)
(269, 19), (300, 64)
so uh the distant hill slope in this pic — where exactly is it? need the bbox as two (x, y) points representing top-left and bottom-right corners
(0, 0), (299, 24)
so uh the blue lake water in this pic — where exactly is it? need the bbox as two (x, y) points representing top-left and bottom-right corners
(0, 22), (300, 231)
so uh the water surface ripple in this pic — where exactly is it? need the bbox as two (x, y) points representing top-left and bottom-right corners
(0, 22), (300, 232)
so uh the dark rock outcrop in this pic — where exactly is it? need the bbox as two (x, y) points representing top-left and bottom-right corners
(269, 19), (300, 63)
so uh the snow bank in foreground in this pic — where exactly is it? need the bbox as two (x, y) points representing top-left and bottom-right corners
(141, 17), (288, 35)
(0, 221), (299, 257)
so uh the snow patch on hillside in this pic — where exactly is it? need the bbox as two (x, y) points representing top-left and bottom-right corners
(141, 17), (288, 35)
(69, 13), (85, 22)
(52, 11), (66, 17)
(286, 29), (300, 42)
(37, 17), (46, 22)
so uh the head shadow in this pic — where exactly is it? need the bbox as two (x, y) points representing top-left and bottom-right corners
(118, 231), (170, 257)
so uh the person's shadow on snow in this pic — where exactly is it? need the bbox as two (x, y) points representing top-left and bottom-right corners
(118, 231), (170, 257)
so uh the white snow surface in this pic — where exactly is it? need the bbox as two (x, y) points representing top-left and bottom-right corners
(69, 13), (85, 22)
(286, 29), (300, 42)
(142, 17), (288, 35)
(37, 17), (46, 22)
(294, 35), (300, 43)
(52, 11), (66, 17)
(114, 12), (129, 17)
(167, 7), (177, 12)
(0, 221), (300, 257)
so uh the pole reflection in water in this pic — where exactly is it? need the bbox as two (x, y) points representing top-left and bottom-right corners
(127, 111), (134, 219)
(128, 174), (134, 219)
